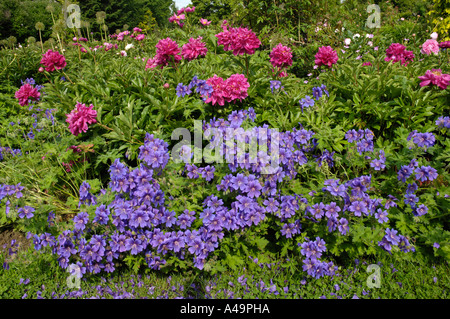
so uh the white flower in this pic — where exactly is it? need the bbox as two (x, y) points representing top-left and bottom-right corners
(344, 38), (351, 45)
(430, 32), (438, 40)
(335, 29), (339, 33)
(367, 41), (373, 47)
(353, 34), (360, 39)
(125, 43), (134, 50)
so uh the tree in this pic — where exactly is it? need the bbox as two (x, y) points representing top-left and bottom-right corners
(77, 0), (174, 34)
(190, 0), (233, 24)
(0, 0), (57, 43)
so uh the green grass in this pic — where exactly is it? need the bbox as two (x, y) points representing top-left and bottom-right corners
(1, 245), (448, 299)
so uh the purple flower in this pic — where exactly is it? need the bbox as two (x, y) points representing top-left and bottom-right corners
(270, 80), (283, 93)
(320, 84), (329, 96)
(356, 139), (373, 154)
(398, 165), (413, 183)
(244, 179), (262, 198)
(201, 165), (215, 182)
(410, 132), (435, 148)
(176, 83), (191, 97)
(73, 212), (89, 231)
(345, 129), (359, 143)
(338, 218), (349, 235)
(406, 182), (418, 195)
(93, 205), (110, 225)
(129, 209), (150, 228)
(312, 86), (323, 100)
(126, 238), (144, 255)
(414, 204), (428, 216)
(404, 193), (419, 207)
(370, 159), (385, 171)
(385, 228), (400, 245)
(375, 208), (389, 223)
(348, 200), (367, 217)
(309, 203), (325, 219)
(231, 173), (248, 192)
(186, 164), (200, 179)
(18, 206), (35, 219)
(414, 166), (438, 182)
(315, 149), (335, 168)
(299, 95), (314, 112)
(435, 116), (450, 129)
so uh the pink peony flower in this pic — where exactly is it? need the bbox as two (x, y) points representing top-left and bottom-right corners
(146, 38), (182, 69)
(384, 43), (414, 66)
(224, 74), (250, 102)
(314, 46), (338, 68)
(181, 37), (208, 61)
(103, 42), (114, 51)
(421, 39), (440, 55)
(145, 56), (158, 70)
(204, 74), (250, 106)
(169, 14), (185, 26)
(216, 26), (261, 56)
(155, 38), (181, 65)
(200, 18), (211, 26)
(135, 34), (145, 41)
(439, 41), (450, 49)
(40, 49), (66, 72)
(205, 75), (228, 106)
(15, 83), (40, 106)
(418, 69), (450, 90)
(65, 102), (97, 136)
(270, 43), (293, 69)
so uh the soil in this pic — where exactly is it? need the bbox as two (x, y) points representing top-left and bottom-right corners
(0, 228), (31, 262)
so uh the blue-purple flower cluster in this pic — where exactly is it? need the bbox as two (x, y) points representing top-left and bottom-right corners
(369, 150), (386, 171)
(312, 84), (329, 100)
(407, 131), (435, 149)
(397, 158), (438, 216)
(176, 75), (213, 101)
(299, 237), (337, 279)
(435, 116), (450, 129)
(269, 80), (285, 94)
(0, 183), (25, 216)
(345, 128), (374, 154)
(378, 228), (414, 253)
(0, 145), (22, 161)
(24, 108), (438, 280)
